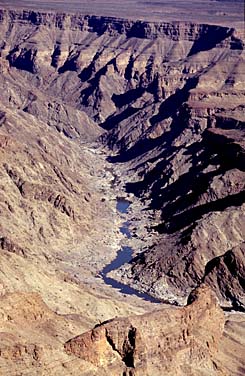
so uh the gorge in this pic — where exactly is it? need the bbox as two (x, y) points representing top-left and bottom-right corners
(0, 4), (244, 375)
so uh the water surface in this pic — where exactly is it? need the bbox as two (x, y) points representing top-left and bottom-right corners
(100, 197), (161, 303)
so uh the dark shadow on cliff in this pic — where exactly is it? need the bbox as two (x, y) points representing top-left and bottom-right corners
(155, 190), (245, 234)
(188, 26), (233, 56)
(106, 77), (198, 162)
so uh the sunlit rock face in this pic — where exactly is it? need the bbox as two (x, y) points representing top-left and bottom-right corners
(0, 6), (244, 376)
(0, 5), (244, 310)
(65, 285), (226, 376)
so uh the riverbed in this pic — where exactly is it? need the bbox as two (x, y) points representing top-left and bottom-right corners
(100, 198), (161, 304)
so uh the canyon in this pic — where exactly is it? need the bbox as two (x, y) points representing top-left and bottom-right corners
(0, 4), (244, 375)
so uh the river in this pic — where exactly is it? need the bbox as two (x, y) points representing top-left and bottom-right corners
(100, 198), (161, 303)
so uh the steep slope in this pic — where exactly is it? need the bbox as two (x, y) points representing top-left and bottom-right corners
(0, 285), (244, 375)
(0, 0), (243, 29)
(64, 285), (240, 376)
(0, 88), (156, 324)
(1, 10), (167, 344)
(0, 6), (244, 308)
(0, 5), (244, 304)
(111, 97), (245, 309)
(0, 8), (244, 375)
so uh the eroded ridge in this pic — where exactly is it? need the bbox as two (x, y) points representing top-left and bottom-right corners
(0, 7), (244, 375)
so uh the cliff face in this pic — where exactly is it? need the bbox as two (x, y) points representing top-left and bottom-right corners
(0, 6), (244, 308)
(0, 9), (235, 41)
(117, 126), (245, 308)
(0, 6), (244, 301)
(0, 0), (243, 29)
(64, 285), (226, 376)
(0, 7), (244, 375)
(0, 285), (243, 376)
(0, 286), (244, 375)
(1, 8), (164, 350)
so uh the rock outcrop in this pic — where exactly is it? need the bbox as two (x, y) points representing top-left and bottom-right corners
(203, 243), (245, 310)
(0, 5), (244, 375)
(65, 285), (225, 375)
(0, 0), (243, 29)
(0, 285), (244, 376)
(0, 4), (244, 302)
(0, 2), (244, 309)
(0, 10), (162, 349)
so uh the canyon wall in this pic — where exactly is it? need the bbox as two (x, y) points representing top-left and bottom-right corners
(0, 6), (244, 308)
(0, 8), (244, 375)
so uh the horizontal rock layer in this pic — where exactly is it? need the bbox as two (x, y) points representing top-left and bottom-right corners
(0, 9), (236, 42)
(0, 6), (244, 375)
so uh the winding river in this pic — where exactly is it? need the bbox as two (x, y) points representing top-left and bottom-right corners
(100, 198), (161, 303)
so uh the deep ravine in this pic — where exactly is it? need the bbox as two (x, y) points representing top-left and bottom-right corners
(100, 198), (161, 303)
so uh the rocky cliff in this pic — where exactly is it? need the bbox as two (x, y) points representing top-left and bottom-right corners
(0, 7), (244, 375)
(64, 285), (232, 376)
(0, 9), (235, 41)
(1, 8), (168, 351)
(0, 2), (244, 310)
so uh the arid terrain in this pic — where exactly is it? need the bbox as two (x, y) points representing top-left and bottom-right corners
(0, 3), (244, 375)
(0, 0), (244, 30)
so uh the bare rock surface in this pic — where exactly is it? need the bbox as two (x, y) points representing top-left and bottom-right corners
(0, 8), (243, 309)
(0, 285), (244, 375)
(0, 0), (243, 30)
(0, 5), (244, 376)
(64, 285), (235, 375)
